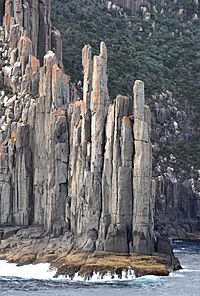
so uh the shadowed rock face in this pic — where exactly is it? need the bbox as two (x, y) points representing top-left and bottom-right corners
(0, 0), (5, 25)
(155, 176), (200, 238)
(0, 0), (170, 256)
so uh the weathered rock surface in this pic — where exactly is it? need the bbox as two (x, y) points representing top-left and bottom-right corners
(0, 0), (178, 271)
(0, 226), (181, 278)
(132, 80), (155, 254)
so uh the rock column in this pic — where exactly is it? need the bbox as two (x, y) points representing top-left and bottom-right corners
(98, 95), (134, 253)
(132, 80), (154, 255)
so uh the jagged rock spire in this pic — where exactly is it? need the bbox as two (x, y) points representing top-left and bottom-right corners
(82, 44), (92, 110)
(0, 0), (156, 256)
(2, 0), (61, 66)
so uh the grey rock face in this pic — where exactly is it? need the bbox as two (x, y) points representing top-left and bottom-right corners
(97, 94), (134, 253)
(148, 90), (200, 238)
(155, 176), (200, 238)
(132, 81), (155, 254)
(0, 0), (164, 256)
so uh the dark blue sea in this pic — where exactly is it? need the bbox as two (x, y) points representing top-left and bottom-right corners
(0, 241), (199, 296)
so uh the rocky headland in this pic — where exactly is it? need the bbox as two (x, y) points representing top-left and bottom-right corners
(0, 0), (180, 278)
(0, 226), (181, 278)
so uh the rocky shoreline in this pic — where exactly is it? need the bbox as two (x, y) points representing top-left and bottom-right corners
(0, 0), (189, 278)
(0, 227), (181, 279)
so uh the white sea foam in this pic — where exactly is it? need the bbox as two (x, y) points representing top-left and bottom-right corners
(173, 240), (183, 243)
(0, 261), (137, 282)
(139, 275), (160, 280)
(178, 268), (200, 273)
(0, 260), (162, 284)
(169, 272), (185, 278)
(0, 260), (57, 280)
(70, 269), (136, 282)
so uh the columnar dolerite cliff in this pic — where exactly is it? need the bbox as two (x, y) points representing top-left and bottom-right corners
(100, 0), (200, 240)
(133, 81), (155, 254)
(149, 91), (200, 238)
(0, 0), (172, 258)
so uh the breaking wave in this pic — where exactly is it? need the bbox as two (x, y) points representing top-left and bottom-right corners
(0, 261), (57, 280)
(0, 260), (164, 285)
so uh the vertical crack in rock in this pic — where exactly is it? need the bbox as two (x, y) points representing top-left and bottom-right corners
(97, 95), (134, 253)
(0, 0), (172, 257)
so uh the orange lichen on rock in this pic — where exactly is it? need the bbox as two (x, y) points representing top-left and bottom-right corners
(11, 131), (17, 143)
(59, 253), (173, 278)
(91, 91), (101, 111)
(52, 64), (60, 81)
(74, 100), (86, 112)
(31, 56), (40, 73)
(5, 10), (10, 28)
(81, 102), (86, 112)
(123, 116), (131, 125)
(74, 100), (82, 107)
(4, 0), (11, 30)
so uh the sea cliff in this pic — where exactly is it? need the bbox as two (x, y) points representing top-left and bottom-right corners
(0, 0), (180, 277)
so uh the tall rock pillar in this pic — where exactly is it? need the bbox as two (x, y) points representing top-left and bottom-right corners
(132, 80), (155, 255)
(38, 0), (51, 64)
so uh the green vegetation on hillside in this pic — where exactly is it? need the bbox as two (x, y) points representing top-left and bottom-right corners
(51, 1), (200, 112)
(51, 0), (200, 173)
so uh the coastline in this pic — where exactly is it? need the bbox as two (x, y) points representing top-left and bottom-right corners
(0, 227), (181, 279)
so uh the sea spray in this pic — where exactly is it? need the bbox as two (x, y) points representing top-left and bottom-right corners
(0, 261), (164, 283)
(0, 261), (57, 280)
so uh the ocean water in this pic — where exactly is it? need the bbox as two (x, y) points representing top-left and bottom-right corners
(0, 241), (199, 296)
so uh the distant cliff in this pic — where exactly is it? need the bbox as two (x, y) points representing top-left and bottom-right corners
(0, 0), (163, 256)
